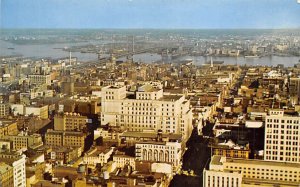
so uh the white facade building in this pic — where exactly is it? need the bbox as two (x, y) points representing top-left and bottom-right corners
(264, 109), (300, 163)
(10, 104), (25, 116)
(204, 155), (300, 187)
(83, 147), (114, 167)
(113, 155), (135, 170)
(12, 155), (26, 187)
(204, 169), (242, 187)
(135, 140), (182, 169)
(100, 85), (193, 140)
(204, 156), (242, 187)
(0, 153), (26, 187)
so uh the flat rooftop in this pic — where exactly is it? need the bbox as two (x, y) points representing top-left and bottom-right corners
(211, 155), (223, 166)
(138, 84), (159, 92)
(46, 130), (85, 137)
(226, 157), (300, 168)
(211, 155), (300, 168)
(243, 178), (300, 186)
(0, 162), (12, 174)
(159, 95), (182, 101)
(121, 131), (182, 141)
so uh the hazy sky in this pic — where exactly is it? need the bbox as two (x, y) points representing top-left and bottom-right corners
(1, 0), (300, 29)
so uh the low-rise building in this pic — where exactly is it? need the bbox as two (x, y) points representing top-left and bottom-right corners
(0, 162), (14, 187)
(3, 132), (43, 151)
(49, 146), (82, 164)
(0, 120), (18, 139)
(45, 130), (86, 152)
(25, 104), (49, 119)
(94, 126), (123, 146)
(113, 154), (136, 170)
(0, 140), (12, 152)
(120, 131), (182, 146)
(83, 146), (114, 167)
(209, 139), (250, 159)
(135, 132), (182, 170)
(28, 74), (51, 86)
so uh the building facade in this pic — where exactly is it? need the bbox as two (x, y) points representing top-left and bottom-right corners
(54, 112), (88, 131)
(203, 169), (242, 187)
(25, 105), (49, 119)
(3, 133), (43, 151)
(45, 130), (86, 152)
(264, 109), (300, 163)
(113, 155), (136, 170)
(210, 140), (250, 159)
(0, 162), (14, 187)
(135, 140), (182, 169)
(0, 120), (18, 139)
(0, 103), (9, 118)
(83, 147), (114, 167)
(204, 155), (300, 187)
(100, 85), (193, 140)
(0, 153), (26, 187)
(28, 74), (51, 86)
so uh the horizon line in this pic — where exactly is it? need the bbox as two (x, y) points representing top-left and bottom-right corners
(1, 27), (300, 30)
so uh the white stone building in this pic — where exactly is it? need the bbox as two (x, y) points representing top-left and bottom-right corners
(100, 85), (193, 140)
(135, 140), (182, 169)
(0, 153), (26, 187)
(264, 109), (300, 163)
(83, 147), (114, 167)
(204, 155), (300, 187)
(113, 154), (135, 170)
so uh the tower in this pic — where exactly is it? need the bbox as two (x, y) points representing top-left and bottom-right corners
(132, 35), (135, 53)
(69, 51), (72, 66)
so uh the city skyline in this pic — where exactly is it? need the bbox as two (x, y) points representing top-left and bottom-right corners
(1, 0), (300, 29)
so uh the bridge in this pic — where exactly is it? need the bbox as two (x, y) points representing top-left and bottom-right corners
(71, 46), (169, 69)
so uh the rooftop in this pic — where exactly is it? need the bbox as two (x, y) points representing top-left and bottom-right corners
(159, 95), (182, 101)
(0, 120), (17, 128)
(138, 84), (158, 92)
(210, 155), (223, 166)
(211, 155), (300, 168)
(46, 130), (85, 137)
(226, 157), (300, 168)
(121, 131), (182, 142)
(0, 162), (12, 174)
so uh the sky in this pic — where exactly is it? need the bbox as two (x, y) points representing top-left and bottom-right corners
(1, 0), (300, 29)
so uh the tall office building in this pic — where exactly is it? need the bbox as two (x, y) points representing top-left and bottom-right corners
(264, 109), (300, 163)
(100, 85), (193, 140)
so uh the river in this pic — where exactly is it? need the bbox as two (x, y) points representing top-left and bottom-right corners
(1, 40), (299, 66)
